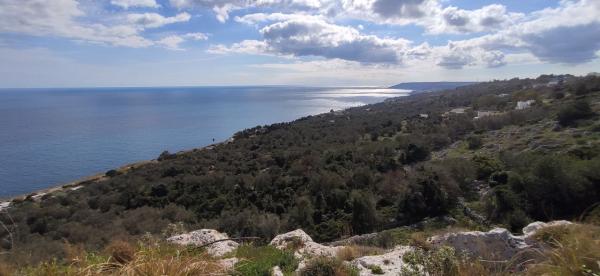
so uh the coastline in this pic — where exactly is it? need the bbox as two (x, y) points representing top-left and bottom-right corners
(0, 87), (413, 210)
(0, 159), (154, 209)
(0, 137), (236, 211)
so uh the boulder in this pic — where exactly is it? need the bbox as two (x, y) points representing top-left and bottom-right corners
(271, 265), (284, 276)
(270, 229), (313, 249)
(522, 220), (572, 237)
(218, 257), (239, 271)
(270, 229), (343, 259)
(428, 228), (528, 260)
(351, 246), (415, 276)
(428, 221), (575, 261)
(167, 229), (238, 257)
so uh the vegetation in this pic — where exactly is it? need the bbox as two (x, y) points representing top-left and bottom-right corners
(233, 245), (298, 276)
(299, 257), (359, 276)
(1, 74), (600, 273)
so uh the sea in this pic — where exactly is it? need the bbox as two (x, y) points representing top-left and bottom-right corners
(0, 86), (410, 197)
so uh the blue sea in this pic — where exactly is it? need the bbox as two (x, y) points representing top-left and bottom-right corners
(0, 86), (410, 197)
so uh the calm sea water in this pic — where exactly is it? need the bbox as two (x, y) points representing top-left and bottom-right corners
(0, 86), (409, 197)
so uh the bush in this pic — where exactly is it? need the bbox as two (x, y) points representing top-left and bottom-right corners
(401, 247), (459, 276)
(299, 257), (359, 276)
(351, 191), (378, 235)
(557, 100), (594, 126)
(336, 246), (384, 261)
(404, 144), (430, 164)
(105, 240), (135, 264)
(466, 135), (483, 150)
(234, 246), (298, 276)
(105, 169), (121, 177)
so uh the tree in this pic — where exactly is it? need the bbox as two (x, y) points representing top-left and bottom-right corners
(557, 100), (594, 126)
(466, 135), (483, 150)
(351, 191), (377, 234)
(404, 144), (430, 164)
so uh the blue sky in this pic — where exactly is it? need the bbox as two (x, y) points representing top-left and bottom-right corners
(0, 0), (599, 87)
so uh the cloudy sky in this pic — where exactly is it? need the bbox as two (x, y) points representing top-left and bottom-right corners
(1, 0), (599, 87)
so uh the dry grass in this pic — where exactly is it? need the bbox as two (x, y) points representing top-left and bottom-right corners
(336, 245), (385, 261)
(0, 262), (14, 276)
(83, 241), (226, 276)
(14, 240), (226, 276)
(408, 232), (432, 250)
(105, 240), (135, 265)
(526, 224), (600, 275)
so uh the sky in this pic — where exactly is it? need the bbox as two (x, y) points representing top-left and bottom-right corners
(0, 0), (599, 87)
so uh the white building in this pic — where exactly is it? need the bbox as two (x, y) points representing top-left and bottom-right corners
(516, 100), (535, 110)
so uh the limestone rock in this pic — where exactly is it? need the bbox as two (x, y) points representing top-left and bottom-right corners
(218, 257), (239, 271)
(270, 229), (314, 249)
(522, 220), (572, 237)
(167, 229), (238, 257)
(428, 221), (574, 261)
(351, 246), (415, 276)
(428, 228), (528, 261)
(270, 229), (343, 259)
(271, 265), (284, 276)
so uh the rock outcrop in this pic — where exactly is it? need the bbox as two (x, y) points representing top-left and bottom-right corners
(351, 246), (415, 276)
(270, 229), (343, 259)
(428, 228), (528, 260)
(165, 221), (574, 275)
(428, 221), (573, 261)
(522, 220), (572, 237)
(218, 257), (239, 271)
(167, 229), (239, 257)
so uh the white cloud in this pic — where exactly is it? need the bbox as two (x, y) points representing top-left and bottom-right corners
(429, 4), (523, 34)
(235, 12), (321, 25)
(127, 12), (191, 28)
(448, 0), (600, 65)
(169, 0), (327, 22)
(340, 0), (437, 24)
(0, 0), (207, 50)
(110, 0), (160, 9)
(214, 16), (410, 63)
(0, 0), (154, 48)
(184, 32), (209, 40)
(157, 32), (209, 50)
(157, 35), (186, 50)
(208, 40), (271, 55)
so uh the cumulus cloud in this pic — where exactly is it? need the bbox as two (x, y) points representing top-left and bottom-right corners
(170, 0), (326, 22)
(0, 0), (206, 50)
(449, 0), (600, 65)
(0, 0), (154, 48)
(110, 0), (160, 9)
(213, 16), (410, 63)
(127, 12), (191, 28)
(156, 33), (208, 50)
(234, 12), (319, 25)
(208, 40), (271, 55)
(429, 4), (523, 34)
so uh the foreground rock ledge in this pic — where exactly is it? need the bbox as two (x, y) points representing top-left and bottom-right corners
(167, 221), (573, 275)
(167, 229), (239, 257)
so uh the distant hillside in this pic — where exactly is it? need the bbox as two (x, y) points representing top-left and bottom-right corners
(390, 81), (477, 92)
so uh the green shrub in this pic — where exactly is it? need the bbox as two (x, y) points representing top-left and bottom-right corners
(299, 257), (359, 276)
(557, 100), (595, 126)
(234, 245), (298, 276)
(466, 135), (483, 150)
(368, 264), (384, 274)
(401, 246), (459, 276)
